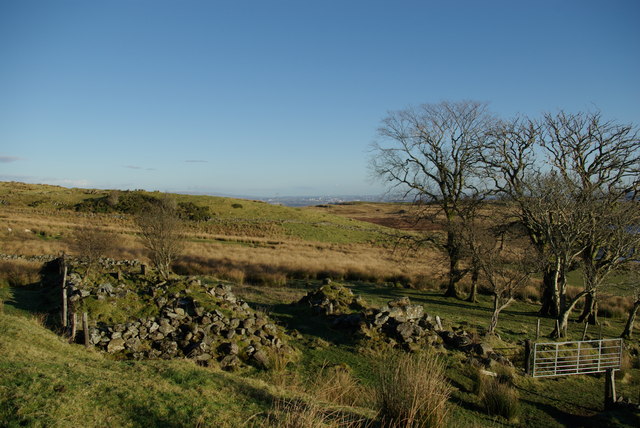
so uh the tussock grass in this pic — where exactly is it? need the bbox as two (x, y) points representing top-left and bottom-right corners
(374, 351), (451, 428)
(266, 398), (370, 428)
(473, 365), (519, 422)
(310, 364), (372, 408)
(0, 259), (42, 286)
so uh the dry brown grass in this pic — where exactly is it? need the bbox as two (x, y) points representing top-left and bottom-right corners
(375, 350), (451, 428)
(175, 238), (444, 286)
(0, 259), (42, 286)
(266, 398), (370, 428)
(310, 364), (372, 408)
(1, 205), (445, 286)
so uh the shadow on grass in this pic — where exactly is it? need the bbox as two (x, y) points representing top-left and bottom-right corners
(269, 302), (357, 346)
(5, 282), (61, 331)
(519, 397), (591, 427)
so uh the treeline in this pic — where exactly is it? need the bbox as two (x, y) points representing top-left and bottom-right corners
(372, 101), (640, 338)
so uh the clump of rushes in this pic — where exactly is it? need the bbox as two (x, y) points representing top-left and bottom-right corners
(476, 365), (520, 422)
(375, 350), (451, 428)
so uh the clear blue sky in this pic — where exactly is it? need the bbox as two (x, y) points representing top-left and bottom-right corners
(1, 0), (639, 197)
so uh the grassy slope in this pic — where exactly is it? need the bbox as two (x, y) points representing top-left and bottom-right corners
(2, 275), (640, 428)
(0, 181), (389, 245)
(0, 310), (276, 427)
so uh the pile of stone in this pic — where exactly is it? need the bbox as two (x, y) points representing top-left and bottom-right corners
(299, 284), (514, 367)
(298, 282), (367, 315)
(360, 296), (444, 350)
(299, 284), (443, 350)
(75, 279), (291, 371)
(67, 274), (129, 300)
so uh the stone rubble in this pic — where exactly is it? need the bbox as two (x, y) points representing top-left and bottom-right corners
(299, 283), (513, 366)
(67, 271), (292, 371)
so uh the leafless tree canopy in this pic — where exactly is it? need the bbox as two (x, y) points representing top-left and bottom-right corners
(135, 198), (184, 280)
(374, 103), (640, 337)
(71, 226), (117, 273)
(484, 109), (640, 336)
(371, 100), (496, 298)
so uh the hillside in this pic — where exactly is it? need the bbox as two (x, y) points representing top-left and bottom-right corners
(1, 181), (639, 427)
(0, 182), (440, 286)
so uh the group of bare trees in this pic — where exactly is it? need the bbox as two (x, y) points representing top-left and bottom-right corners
(372, 101), (640, 337)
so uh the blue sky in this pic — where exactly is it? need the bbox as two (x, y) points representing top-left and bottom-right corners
(1, 0), (639, 197)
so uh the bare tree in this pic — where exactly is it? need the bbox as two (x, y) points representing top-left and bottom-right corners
(487, 111), (640, 337)
(371, 100), (495, 298)
(471, 224), (536, 335)
(71, 226), (116, 274)
(620, 265), (640, 339)
(135, 198), (184, 280)
(541, 110), (640, 325)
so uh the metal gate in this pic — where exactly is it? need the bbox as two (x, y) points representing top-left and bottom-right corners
(532, 338), (623, 378)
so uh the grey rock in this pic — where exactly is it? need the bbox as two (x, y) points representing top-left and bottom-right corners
(107, 338), (125, 353)
(251, 350), (270, 369)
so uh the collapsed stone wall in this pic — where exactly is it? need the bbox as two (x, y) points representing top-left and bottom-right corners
(299, 283), (512, 367)
(66, 272), (293, 370)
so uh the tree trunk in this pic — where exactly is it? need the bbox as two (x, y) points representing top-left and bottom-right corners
(444, 230), (462, 299)
(577, 291), (599, 325)
(552, 290), (588, 338)
(539, 267), (559, 317)
(621, 300), (640, 339)
(466, 268), (479, 303)
(488, 295), (512, 335)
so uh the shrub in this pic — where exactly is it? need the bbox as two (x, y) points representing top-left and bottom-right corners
(177, 201), (212, 222)
(232, 203), (243, 209)
(375, 351), (451, 428)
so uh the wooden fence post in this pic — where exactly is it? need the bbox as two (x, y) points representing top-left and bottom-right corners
(69, 312), (77, 343)
(141, 264), (147, 276)
(582, 322), (589, 341)
(61, 265), (68, 329)
(536, 318), (540, 340)
(82, 312), (90, 348)
(604, 368), (616, 410)
(524, 339), (532, 375)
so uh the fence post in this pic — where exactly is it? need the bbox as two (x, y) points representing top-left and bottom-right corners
(61, 265), (68, 329)
(582, 322), (589, 341)
(69, 312), (77, 343)
(536, 318), (540, 340)
(141, 264), (147, 276)
(524, 339), (532, 375)
(604, 368), (616, 410)
(82, 312), (90, 348)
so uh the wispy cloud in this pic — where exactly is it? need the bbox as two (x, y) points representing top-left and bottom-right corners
(185, 159), (208, 163)
(124, 165), (156, 171)
(0, 156), (21, 163)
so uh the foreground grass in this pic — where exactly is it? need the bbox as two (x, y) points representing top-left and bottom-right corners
(2, 274), (639, 428)
(0, 311), (276, 427)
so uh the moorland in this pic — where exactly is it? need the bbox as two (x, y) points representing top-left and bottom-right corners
(1, 181), (639, 428)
